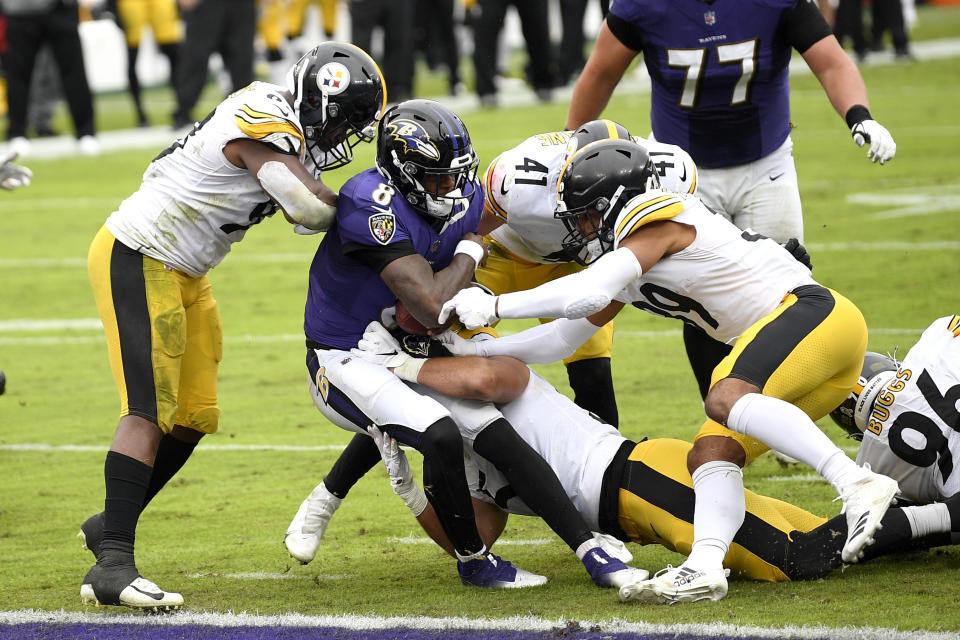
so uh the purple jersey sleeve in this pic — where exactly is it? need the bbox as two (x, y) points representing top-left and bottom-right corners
(303, 170), (486, 349)
(608, 0), (799, 168)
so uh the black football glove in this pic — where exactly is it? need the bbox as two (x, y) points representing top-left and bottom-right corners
(781, 238), (812, 271)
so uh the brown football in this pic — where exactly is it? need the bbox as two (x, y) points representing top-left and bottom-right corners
(394, 299), (431, 336)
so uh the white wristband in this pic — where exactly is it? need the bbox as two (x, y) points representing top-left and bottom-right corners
(393, 357), (427, 383)
(454, 240), (485, 269)
(397, 483), (429, 517)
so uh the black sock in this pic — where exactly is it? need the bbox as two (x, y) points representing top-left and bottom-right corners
(863, 507), (953, 561)
(946, 492), (960, 532)
(473, 419), (593, 551)
(102, 451), (152, 555)
(142, 433), (197, 507)
(566, 358), (619, 428)
(419, 418), (484, 557)
(323, 433), (382, 498)
(682, 323), (732, 400)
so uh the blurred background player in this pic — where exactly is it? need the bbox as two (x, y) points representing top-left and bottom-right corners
(108, 0), (181, 127)
(349, 0), (415, 101)
(469, 0), (555, 107)
(173, 0), (257, 129)
(76, 43), (385, 611)
(564, 0), (897, 402)
(1, 0), (98, 155)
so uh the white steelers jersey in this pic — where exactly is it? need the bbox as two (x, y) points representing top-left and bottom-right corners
(484, 131), (697, 264)
(856, 315), (960, 503)
(463, 372), (625, 530)
(106, 82), (305, 277)
(611, 193), (815, 344)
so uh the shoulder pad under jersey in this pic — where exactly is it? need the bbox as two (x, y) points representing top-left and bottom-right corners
(613, 190), (688, 246)
(231, 83), (305, 157)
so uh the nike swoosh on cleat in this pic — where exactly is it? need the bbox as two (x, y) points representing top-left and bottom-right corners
(130, 585), (165, 600)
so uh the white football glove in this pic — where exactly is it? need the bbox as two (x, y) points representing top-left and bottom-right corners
(438, 287), (498, 329)
(433, 329), (479, 357)
(293, 223), (323, 235)
(851, 120), (896, 164)
(0, 152), (32, 191)
(350, 321), (412, 369)
(366, 425), (427, 516)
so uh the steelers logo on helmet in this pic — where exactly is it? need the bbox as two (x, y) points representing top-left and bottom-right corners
(317, 62), (351, 95)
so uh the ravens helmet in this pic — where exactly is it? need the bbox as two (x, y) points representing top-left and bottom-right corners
(376, 99), (479, 224)
(829, 352), (898, 439)
(563, 119), (633, 166)
(555, 138), (660, 265)
(286, 42), (387, 171)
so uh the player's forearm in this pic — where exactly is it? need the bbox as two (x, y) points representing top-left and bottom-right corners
(415, 355), (530, 403)
(497, 248), (641, 320)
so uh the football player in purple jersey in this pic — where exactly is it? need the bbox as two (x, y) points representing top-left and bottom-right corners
(565, 0), (897, 400)
(288, 99), (642, 590)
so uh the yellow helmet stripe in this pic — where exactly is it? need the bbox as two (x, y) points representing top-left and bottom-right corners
(602, 119), (619, 139)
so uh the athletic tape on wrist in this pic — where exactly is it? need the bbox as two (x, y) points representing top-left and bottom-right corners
(393, 357), (426, 383)
(454, 240), (485, 269)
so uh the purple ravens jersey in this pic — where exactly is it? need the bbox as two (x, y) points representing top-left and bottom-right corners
(304, 168), (484, 349)
(609, 0), (800, 168)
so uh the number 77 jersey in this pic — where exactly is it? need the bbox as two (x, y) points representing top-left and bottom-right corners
(607, 0), (818, 168)
(856, 316), (960, 503)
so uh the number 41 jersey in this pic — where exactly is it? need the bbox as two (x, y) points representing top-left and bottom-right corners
(106, 82), (305, 277)
(856, 316), (960, 503)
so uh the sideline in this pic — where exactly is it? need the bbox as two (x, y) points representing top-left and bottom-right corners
(6, 38), (960, 161)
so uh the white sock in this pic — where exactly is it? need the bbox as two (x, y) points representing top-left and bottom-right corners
(727, 393), (862, 487)
(902, 503), (952, 538)
(455, 544), (487, 563)
(685, 461), (744, 570)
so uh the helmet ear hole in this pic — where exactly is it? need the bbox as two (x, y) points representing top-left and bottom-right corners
(327, 103), (341, 119)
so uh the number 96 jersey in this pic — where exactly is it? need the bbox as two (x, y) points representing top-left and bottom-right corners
(856, 316), (960, 503)
(484, 131), (697, 264)
(105, 82), (305, 277)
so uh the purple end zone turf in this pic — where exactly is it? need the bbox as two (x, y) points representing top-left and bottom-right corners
(0, 623), (831, 640)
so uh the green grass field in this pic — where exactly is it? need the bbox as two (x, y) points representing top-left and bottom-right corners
(2, 8), (960, 633)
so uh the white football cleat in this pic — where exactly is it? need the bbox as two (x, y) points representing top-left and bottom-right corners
(284, 482), (342, 564)
(618, 564), (729, 604)
(840, 472), (899, 563)
(81, 565), (183, 611)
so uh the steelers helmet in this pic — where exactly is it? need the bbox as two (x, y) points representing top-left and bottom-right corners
(286, 42), (387, 171)
(555, 138), (660, 265)
(829, 352), (898, 439)
(563, 119), (633, 166)
(376, 99), (479, 224)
